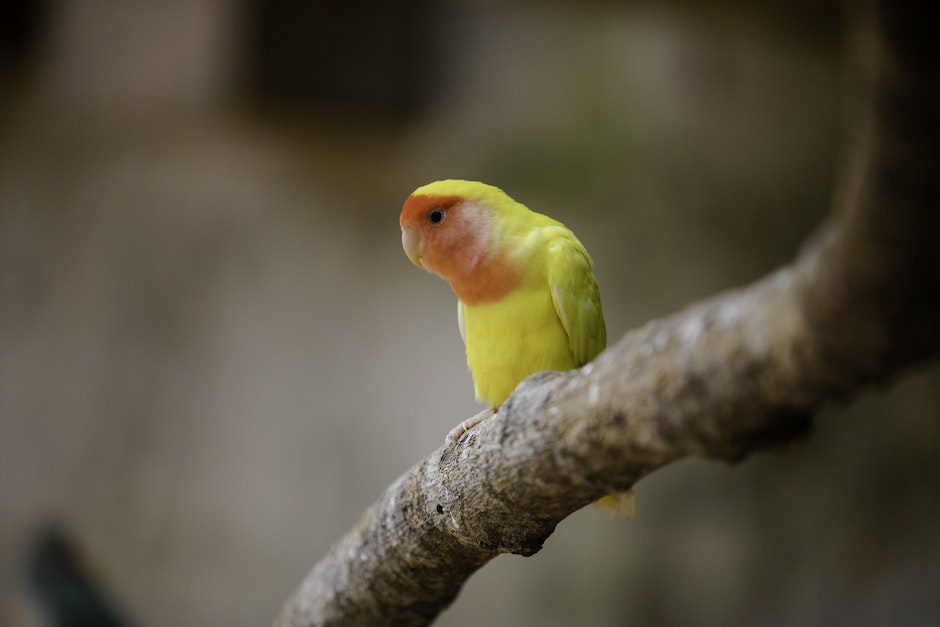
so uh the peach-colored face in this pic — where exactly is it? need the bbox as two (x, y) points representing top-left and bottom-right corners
(399, 194), (484, 278)
(399, 193), (518, 304)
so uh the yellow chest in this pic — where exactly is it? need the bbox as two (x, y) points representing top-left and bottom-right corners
(462, 287), (576, 407)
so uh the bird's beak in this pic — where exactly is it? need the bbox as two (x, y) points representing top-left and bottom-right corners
(401, 228), (424, 270)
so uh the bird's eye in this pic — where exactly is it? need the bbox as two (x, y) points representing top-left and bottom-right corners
(428, 209), (445, 224)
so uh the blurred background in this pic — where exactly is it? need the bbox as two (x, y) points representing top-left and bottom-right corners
(1, 1), (938, 626)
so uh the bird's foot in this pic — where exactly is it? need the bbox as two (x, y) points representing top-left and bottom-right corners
(446, 408), (496, 443)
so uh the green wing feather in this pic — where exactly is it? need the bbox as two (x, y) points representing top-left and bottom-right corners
(547, 233), (631, 517)
(547, 234), (607, 366)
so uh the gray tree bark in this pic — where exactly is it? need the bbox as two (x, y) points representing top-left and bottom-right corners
(275, 3), (939, 625)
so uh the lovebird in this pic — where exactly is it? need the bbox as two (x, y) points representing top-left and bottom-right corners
(400, 179), (634, 517)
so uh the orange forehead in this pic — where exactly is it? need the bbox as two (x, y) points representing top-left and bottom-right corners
(400, 194), (462, 227)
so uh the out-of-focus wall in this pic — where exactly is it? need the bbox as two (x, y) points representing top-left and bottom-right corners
(1, 3), (938, 626)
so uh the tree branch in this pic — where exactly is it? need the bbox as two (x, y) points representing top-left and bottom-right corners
(275, 3), (939, 625)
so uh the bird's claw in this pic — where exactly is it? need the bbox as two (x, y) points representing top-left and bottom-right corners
(445, 409), (496, 443)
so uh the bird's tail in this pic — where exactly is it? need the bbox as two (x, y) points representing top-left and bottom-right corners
(593, 490), (636, 518)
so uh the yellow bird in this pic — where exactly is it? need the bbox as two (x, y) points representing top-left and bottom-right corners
(400, 180), (633, 517)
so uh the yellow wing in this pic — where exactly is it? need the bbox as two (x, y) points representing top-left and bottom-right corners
(547, 234), (606, 366)
(546, 233), (631, 517)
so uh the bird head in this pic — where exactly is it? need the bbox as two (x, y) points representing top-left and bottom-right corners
(399, 179), (518, 281)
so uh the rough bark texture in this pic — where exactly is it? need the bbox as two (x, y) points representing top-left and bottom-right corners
(275, 3), (939, 626)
